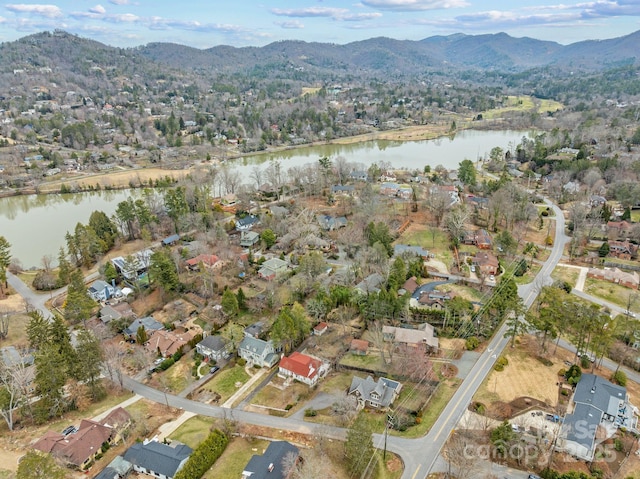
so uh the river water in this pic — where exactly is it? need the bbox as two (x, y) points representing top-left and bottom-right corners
(0, 129), (531, 267)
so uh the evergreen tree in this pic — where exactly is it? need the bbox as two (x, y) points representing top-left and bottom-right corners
(149, 250), (180, 293)
(71, 330), (105, 401)
(56, 247), (72, 287)
(0, 236), (11, 295)
(26, 311), (50, 352)
(64, 270), (96, 325)
(221, 288), (239, 317)
(236, 287), (247, 311)
(344, 414), (374, 477)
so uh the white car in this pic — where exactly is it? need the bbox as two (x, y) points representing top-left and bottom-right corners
(489, 274), (495, 282)
(623, 310), (636, 318)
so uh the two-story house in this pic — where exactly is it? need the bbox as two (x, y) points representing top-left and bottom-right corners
(238, 336), (278, 368)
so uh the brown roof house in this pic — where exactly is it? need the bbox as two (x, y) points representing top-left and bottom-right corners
(32, 419), (118, 470)
(382, 323), (438, 352)
(313, 322), (329, 336)
(350, 339), (369, 356)
(607, 220), (634, 240)
(145, 329), (197, 358)
(472, 251), (500, 276)
(587, 267), (639, 289)
(608, 240), (638, 260)
(348, 376), (402, 410)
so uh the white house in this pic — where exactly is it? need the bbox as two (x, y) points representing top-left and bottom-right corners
(278, 352), (328, 387)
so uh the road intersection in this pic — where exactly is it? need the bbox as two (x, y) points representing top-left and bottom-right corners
(8, 199), (619, 479)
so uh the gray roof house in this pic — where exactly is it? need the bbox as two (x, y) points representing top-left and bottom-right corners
(242, 441), (299, 479)
(382, 323), (439, 351)
(238, 336), (278, 368)
(88, 280), (117, 301)
(99, 305), (122, 324)
(123, 316), (164, 339)
(317, 215), (347, 231)
(258, 258), (288, 281)
(559, 373), (637, 461)
(348, 375), (402, 409)
(240, 231), (260, 247)
(123, 440), (192, 479)
(196, 335), (230, 361)
(236, 215), (259, 231)
(93, 455), (133, 479)
(244, 321), (264, 338)
(355, 273), (385, 295)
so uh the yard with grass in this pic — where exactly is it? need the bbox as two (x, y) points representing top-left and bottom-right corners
(249, 377), (313, 414)
(551, 265), (580, 288)
(583, 277), (637, 309)
(169, 415), (216, 449)
(205, 436), (270, 479)
(200, 364), (251, 404)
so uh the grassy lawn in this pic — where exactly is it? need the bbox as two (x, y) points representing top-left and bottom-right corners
(169, 415), (216, 449)
(551, 265), (580, 288)
(317, 371), (354, 395)
(583, 277), (637, 309)
(398, 226), (449, 254)
(162, 360), (193, 393)
(205, 437), (269, 479)
(250, 379), (312, 413)
(2, 312), (30, 349)
(438, 284), (485, 302)
(0, 470), (14, 479)
(339, 353), (385, 369)
(482, 95), (563, 119)
(201, 365), (250, 404)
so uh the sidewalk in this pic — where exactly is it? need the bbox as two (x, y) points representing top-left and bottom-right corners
(221, 367), (266, 408)
(557, 262), (588, 291)
(92, 394), (143, 422)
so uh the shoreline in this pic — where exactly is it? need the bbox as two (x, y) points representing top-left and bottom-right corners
(3, 120), (511, 198)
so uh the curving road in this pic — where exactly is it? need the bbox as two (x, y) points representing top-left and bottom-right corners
(8, 199), (572, 478)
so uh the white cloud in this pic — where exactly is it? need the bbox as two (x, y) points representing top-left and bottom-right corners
(276, 20), (305, 29)
(104, 13), (139, 23)
(108, 0), (130, 5)
(360, 0), (469, 11)
(270, 7), (350, 18)
(5, 4), (63, 18)
(89, 5), (106, 15)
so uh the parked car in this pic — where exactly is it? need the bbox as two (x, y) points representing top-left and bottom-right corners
(209, 366), (220, 375)
(529, 474), (542, 479)
(62, 425), (78, 436)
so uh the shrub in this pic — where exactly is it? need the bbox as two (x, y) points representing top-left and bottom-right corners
(174, 429), (228, 479)
(237, 358), (247, 366)
(580, 355), (590, 369)
(614, 438), (623, 452)
(558, 368), (566, 377)
(465, 336), (479, 351)
(565, 364), (582, 386)
(304, 408), (317, 417)
(494, 356), (509, 371)
(612, 370), (627, 386)
(285, 404), (293, 411)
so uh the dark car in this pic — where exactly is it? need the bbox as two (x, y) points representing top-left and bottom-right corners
(209, 366), (220, 375)
(529, 474), (542, 479)
(62, 425), (77, 436)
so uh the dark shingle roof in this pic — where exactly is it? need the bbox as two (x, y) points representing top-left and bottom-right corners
(123, 440), (192, 478)
(243, 441), (299, 479)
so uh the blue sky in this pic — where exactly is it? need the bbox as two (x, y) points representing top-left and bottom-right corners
(0, 1), (639, 48)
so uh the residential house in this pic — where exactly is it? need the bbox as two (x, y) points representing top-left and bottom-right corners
(32, 419), (116, 470)
(244, 322), (264, 338)
(278, 352), (328, 386)
(349, 170), (369, 182)
(99, 305), (122, 324)
(313, 322), (329, 336)
(397, 185), (413, 200)
(258, 258), (288, 281)
(89, 280), (116, 301)
(417, 290), (454, 310)
(607, 220), (634, 240)
(241, 441), (299, 479)
(465, 194), (488, 210)
(317, 215), (347, 231)
(269, 205), (289, 218)
(238, 336), (278, 368)
(348, 375), (402, 409)
(196, 335), (230, 362)
(111, 249), (153, 281)
(123, 439), (192, 479)
(331, 184), (355, 195)
(380, 182), (400, 196)
(99, 407), (132, 444)
(587, 267), (639, 289)
(559, 374), (636, 461)
(474, 229), (492, 249)
(608, 240), (638, 260)
(350, 339), (369, 356)
(590, 195), (607, 207)
(355, 273), (385, 295)
(145, 329), (196, 358)
(382, 323), (438, 352)
(161, 234), (180, 246)
(400, 276), (419, 295)
(123, 316), (164, 340)
(185, 254), (221, 271)
(240, 231), (260, 247)
(93, 456), (133, 479)
(236, 215), (259, 231)
(472, 251), (500, 276)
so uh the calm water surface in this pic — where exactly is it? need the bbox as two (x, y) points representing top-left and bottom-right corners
(0, 129), (531, 267)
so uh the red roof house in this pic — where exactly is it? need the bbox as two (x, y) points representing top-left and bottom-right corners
(185, 254), (221, 271)
(313, 322), (329, 336)
(278, 352), (328, 386)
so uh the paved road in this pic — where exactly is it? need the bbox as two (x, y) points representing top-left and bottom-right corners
(389, 199), (569, 479)
(7, 199), (572, 478)
(7, 271), (55, 319)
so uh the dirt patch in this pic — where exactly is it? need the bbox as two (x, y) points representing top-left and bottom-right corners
(131, 288), (165, 317)
(0, 292), (26, 312)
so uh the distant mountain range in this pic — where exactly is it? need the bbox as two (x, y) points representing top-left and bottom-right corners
(135, 30), (640, 74)
(1, 29), (639, 80)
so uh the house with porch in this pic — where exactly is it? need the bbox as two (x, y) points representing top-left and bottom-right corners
(240, 231), (260, 247)
(608, 240), (638, 260)
(123, 439), (192, 479)
(196, 335), (230, 362)
(88, 280), (117, 301)
(278, 352), (328, 387)
(348, 375), (402, 410)
(258, 258), (288, 281)
(472, 251), (500, 276)
(238, 336), (278, 368)
(123, 316), (164, 340)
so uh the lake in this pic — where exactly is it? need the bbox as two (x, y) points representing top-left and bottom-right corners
(0, 129), (531, 267)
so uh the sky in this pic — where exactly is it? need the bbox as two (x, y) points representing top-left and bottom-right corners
(0, 1), (639, 49)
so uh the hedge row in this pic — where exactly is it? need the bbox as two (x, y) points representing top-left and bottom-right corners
(174, 429), (228, 479)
